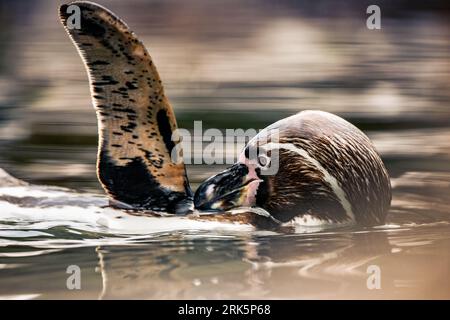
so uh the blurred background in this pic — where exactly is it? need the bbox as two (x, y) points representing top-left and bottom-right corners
(0, 0), (449, 300)
(0, 0), (448, 192)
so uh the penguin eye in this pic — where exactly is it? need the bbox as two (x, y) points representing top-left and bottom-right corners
(257, 154), (271, 168)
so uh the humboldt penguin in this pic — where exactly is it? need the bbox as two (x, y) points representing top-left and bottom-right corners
(59, 1), (391, 227)
(194, 110), (392, 226)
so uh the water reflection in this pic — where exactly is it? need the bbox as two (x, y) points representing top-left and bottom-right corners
(0, 0), (449, 299)
(91, 225), (449, 299)
(1, 221), (448, 299)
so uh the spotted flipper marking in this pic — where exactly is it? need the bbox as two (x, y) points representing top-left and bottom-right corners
(59, 1), (192, 213)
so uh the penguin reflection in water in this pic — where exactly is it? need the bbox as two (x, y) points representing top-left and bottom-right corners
(59, 2), (391, 229)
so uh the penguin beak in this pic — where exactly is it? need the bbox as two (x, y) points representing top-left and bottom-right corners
(194, 163), (261, 211)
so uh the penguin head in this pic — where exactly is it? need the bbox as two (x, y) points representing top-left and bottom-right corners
(193, 114), (318, 223)
(193, 145), (271, 213)
(194, 110), (391, 225)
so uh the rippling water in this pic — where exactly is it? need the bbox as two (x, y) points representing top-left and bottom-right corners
(0, 0), (449, 299)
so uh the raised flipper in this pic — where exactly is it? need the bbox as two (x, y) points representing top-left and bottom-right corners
(59, 1), (192, 213)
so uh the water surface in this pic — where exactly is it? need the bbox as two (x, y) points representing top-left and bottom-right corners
(0, 0), (449, 299)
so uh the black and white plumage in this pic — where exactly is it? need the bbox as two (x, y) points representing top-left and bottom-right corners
(194, 110), (392, 226)
(59, 1), (391, 227)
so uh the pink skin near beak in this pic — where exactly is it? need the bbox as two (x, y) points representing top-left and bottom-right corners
(238, 152), (262, 207)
